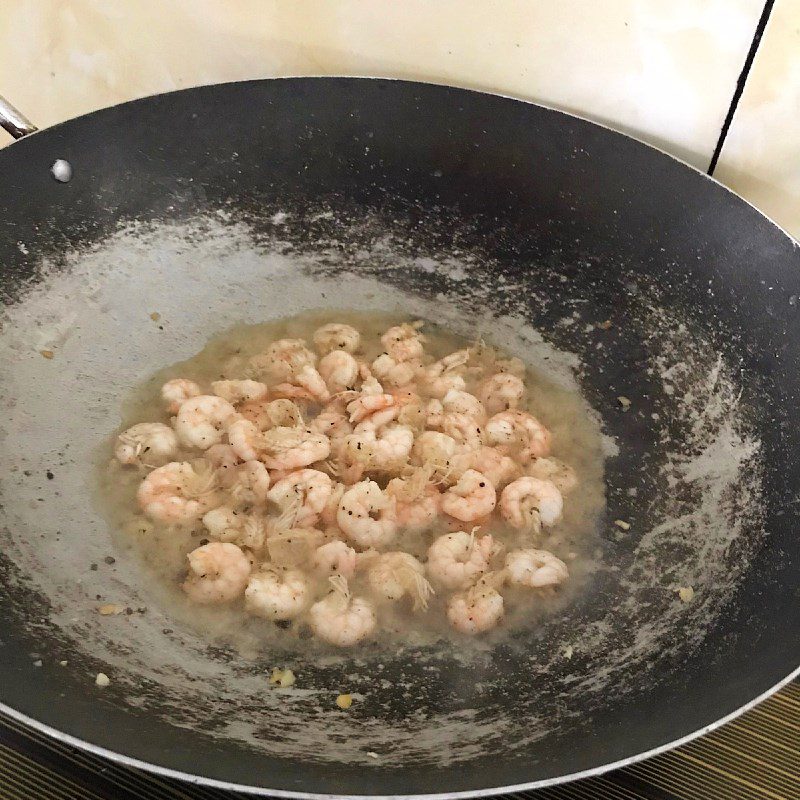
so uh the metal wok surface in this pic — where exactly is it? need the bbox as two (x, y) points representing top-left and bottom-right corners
(0, 78), (798, 797)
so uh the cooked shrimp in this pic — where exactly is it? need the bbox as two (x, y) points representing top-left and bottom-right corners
(447, 578), (504, 634)
(308, 576), (377, 646)
(386, 474), (441, 533)
(371, 353), (420, 387)
(362, 424), (414, 470)
(337, 480), (398, 549)
(312, 540), (357, 578)
(205, 443), (241, 472)
(228, 418), (268, 462)
(418, 350), (470, 398)
(468, 446), (521, 489)
(499, 477), (563, 531)
(115, 422), (179, 466)
(478, 374), (525, 415)
(239, 398), (303, 429)
(320, 482), (346, 527)
(442, 389), (487, 421)
(318, 350), (359, 394)
(441, 469), (496, 521)
(211, 379), (268, 404)
(526, 458), (578, 493)
(267, 468), (332, 528)
(250, 338), (316, 382)
(381, 322), (425, 362)
(310, 407), (352, 440)
(504, 548), (569, 588)
(426, 530), (496, 589)
(261, 427), (330, 470)
(313, 323), (361, 355)
(161, 378), (201, 414)
(230, 460), (271, 505)
(182, 542), (251, 604)
(202, 506), (267, 549)
(485, 410), (551, 461)
(245, 566), (310, 620)
(412, 430), (459, 468)
(442, 412), (485, 450)
(137, 461), (219, 524)
(346, 392), (398, 425)
(174, 395), (238, 450)
(367, 552), (433, 610)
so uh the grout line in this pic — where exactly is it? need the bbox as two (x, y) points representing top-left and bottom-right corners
(707, 0), (776, 175)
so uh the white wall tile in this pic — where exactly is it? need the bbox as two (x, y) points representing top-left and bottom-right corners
(714, 0), (800, 240)
(0, 1), (764, 168)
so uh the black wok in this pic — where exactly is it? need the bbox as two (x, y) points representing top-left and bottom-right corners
(0, 78), (797, 797)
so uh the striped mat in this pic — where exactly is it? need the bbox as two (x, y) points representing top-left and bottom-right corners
(0, 683), (797, 799)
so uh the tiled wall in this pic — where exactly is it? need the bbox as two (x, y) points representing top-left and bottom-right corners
(0, 1), (796, 237)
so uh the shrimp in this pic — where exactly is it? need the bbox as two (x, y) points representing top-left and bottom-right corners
(363, 424), (414, 471)
(371, 353), (420, 388)
(137, 460), (219, 524)
(312, 540), (358, 578)
(245, 566), (310, 620)
(337, 480), (398, 549)
(418, 350), (470, 399)
(239, 398), (303, 429)
(310, 406), (352, 440)
(381, 322), (425, 362)
(426, 530), (496, 589)
(211, 379), (269, 404)
(320, 482), (346, 527)
(250, 338), (316, 382)
(161, 378), (201, 414)
(526, 458), (578, 494)
(478, 373), (525, 415)
(182, 542), (251, 604)
(267, 469), (332, 528)
(442, 389), (487, 422)
(115, 422), (178, 466)
(442, 412), (485, 450)
(346, 392), (398, 425)
(441, 469), (496, 521)
(485, 410), (551, 461)
(313, 322), (361, 355)
(504, 548), (569, 588)
(499, 477), (563, 531)
(308, 575), (377, 646)
(447, 578), (504, 635)
(386, 474), (441, 533)
(230, 460), (271, 505)
(318, 350), (359, 394)
(412, 431), (459, 468)
(174, 395), (238, 450)
(202, 506), (267, 550)
(468, 446), (521, 489)
(367, 552), (433, 610)
(272, 364), (330, 404)
(227, 419), (264, 461)
(205, 443), (241, 472)
(425, 399), (445, 428)
(262, 427), (331, 470)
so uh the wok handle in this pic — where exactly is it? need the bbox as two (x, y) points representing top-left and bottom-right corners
(0, 95), (38, 139)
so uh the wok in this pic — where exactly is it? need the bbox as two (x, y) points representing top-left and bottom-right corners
(0, 78), (797, 797)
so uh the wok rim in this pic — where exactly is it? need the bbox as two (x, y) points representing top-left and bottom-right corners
(1, 76), (798, 796)
(2, 667), (798, 798)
